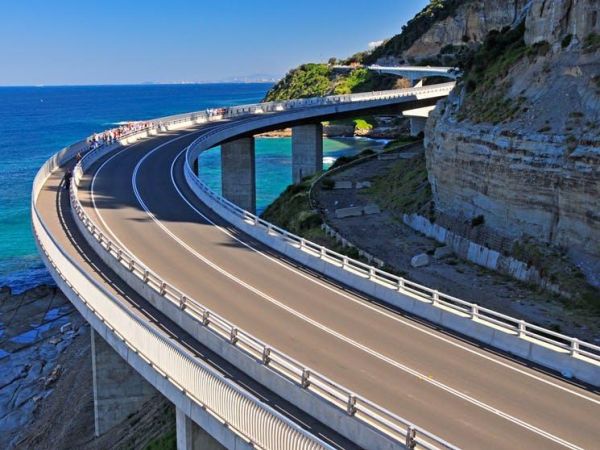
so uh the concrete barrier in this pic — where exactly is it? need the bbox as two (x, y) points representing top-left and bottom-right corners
(334, 206), (363, 218)
(184, 165), (600, 387)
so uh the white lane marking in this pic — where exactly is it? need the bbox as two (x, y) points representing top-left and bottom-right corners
(90, 129), (206, 252)
(172, 150), (600, 407)
(129, 143), (584, 449)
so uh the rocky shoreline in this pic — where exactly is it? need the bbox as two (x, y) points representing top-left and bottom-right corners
(0, 285), (172, 449)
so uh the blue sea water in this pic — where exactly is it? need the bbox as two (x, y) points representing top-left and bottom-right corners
(0, 84), (385, 293)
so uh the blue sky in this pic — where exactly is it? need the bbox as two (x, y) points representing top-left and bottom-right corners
(0, 0), (429, 86)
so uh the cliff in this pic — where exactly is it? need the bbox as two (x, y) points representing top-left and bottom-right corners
(368, 0), (529, 65)
(425, 0), (600, 289)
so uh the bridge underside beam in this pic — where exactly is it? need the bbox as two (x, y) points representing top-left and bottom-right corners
(221, 137), (256, 213)
(292, 123), (323, 184)
(91, 329), (157, 436)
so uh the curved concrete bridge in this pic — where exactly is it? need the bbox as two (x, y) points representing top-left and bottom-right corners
(33, 83), (600, 450)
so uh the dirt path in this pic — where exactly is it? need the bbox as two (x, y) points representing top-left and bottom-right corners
(313, 149), (600, 344)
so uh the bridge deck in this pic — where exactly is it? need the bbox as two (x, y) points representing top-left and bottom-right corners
(63, 119), (600, 450)
(35, 138), (358, 450)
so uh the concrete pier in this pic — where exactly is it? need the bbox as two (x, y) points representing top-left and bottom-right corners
(221, 137), (256, 213)
(410, 117), (427, 136)
(292, 123), (323, 183)
(193, 157), (199, 176)
(176, 408), (225, 450)
(91, 329), (157, 436)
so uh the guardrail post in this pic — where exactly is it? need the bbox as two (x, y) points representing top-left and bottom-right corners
(300, 238), (306, 249)
(267, 224), (273, 235)
(346, 395), (357, 416)
(229, 327), (239, 344)
(518, 320), (526, 337)
(143, 270), (149, 283)
(180, 295), (187, 310)
(405, 426), (417, 450)
(432, 290), (440, 305)
(397, 278), (405, 292)
(342, 257), (348, 269)
(159, 282), (167, 296)
(202, 310), (210, 326)
(570, 338), (580, 356)
(471, 304), (479, 319)
(320, 247), (326, 258)
(128, 260), (134, 271)
(117, 249), (122, 261)
(261, 346), (271, 365)
(369, 267), (376, 279)
(301, 369), (311, 388)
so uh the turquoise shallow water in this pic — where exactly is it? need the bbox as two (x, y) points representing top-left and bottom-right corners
(0, 84), (384, 293)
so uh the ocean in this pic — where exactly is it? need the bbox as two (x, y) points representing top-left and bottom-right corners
(0, 83), (385, 293)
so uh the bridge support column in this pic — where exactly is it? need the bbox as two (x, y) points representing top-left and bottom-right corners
(410, 117), (427, 136)
(192, 157), (199, 176)
(176, 408), (224, 450)
(91, 329), (157, 436)
(292, 123), (323, 184)
(221, 137), (256, 213)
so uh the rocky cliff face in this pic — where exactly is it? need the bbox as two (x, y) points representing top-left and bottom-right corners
(425, 0), (600, 284)
(525, 0), (600, 47)
(405, 0), (528, 61)
(373, 0), (530, 65)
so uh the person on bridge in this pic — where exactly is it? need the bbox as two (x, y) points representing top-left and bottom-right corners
(64, 169), (72, 190)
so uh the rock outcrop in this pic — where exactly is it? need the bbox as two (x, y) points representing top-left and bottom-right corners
(425, 0), (600, 285)
(525, 0), (600, 47)
(372, 0), (530, 65)
(404, 0), (529, 61)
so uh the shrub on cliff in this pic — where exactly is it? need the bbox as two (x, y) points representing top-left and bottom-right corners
(365, 0), (469, 64)
(264, 64), (332, 101)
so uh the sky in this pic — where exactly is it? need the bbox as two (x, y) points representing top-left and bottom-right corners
(0, 0), (430, 86)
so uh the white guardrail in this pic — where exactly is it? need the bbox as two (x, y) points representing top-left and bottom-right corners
(181, 107), (600, 370)
(32, 139), (331, 450)
(66, 86), (461, 450)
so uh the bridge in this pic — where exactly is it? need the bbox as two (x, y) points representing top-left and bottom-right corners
(332, 65), (460, 83)
(32, 82), (600, 450)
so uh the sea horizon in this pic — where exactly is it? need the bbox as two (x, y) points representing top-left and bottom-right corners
(0, 83), (384, 294)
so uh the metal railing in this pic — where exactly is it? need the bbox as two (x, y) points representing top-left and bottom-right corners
(32, 142), (331, 450)
(180, 98), (600, 366)
(67, 87), (462, 450)
(69, 84), (600, 447)
(182, 151), (600, 363)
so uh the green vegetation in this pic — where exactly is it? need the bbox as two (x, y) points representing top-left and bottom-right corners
(561, 34), (573, 48)
(264, 65), (403, 101)
(264, 64), (332, 101)
(365, 0), (470, 64)
(456, 22), (535, 123)
(512, 238), (600, 314)
(365, 152), (433, 217)
(260, 176), (361, 260)
(145, 430), (176, 450)
(583, 32), (600, 53)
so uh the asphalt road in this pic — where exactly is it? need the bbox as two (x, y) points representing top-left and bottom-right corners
(65, 119), (600, 449)
(35, 148), (358, 450)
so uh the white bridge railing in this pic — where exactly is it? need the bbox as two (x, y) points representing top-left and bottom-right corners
(68, 86), (460, 450)
(182, 109), (600, 369)
(32, 128), (334, 450)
